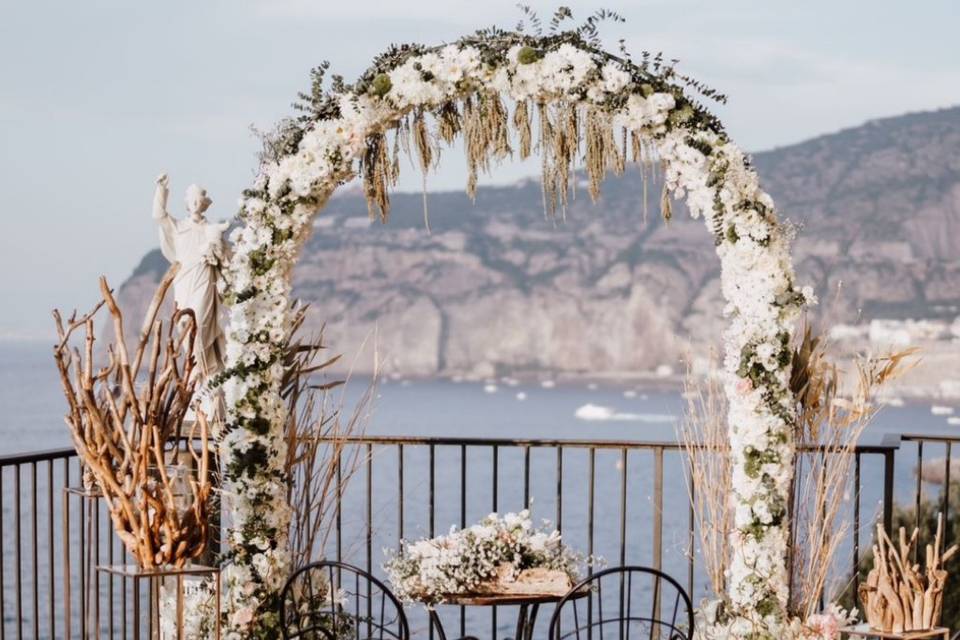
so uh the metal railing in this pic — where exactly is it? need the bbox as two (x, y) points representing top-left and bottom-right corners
(0, 432), (954, 639)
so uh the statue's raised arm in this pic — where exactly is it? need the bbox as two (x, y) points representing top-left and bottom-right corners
(153, 173), (172, 220)
(153, 173), (178, 263)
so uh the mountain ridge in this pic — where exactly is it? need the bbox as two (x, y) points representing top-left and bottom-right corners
(121, 105), (960, 378)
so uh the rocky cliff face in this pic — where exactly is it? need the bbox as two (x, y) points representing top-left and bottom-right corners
(122, 107), (960, 378)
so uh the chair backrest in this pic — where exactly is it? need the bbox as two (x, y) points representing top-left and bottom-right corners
(280, 560), (410, 640)
(548, 566), (694, 640)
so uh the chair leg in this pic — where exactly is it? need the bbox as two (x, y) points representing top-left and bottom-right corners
(513, 604), (529, 640)
(430, 610), (449, 640)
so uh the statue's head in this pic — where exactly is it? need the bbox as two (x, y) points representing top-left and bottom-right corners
(184, 184), (212, 220)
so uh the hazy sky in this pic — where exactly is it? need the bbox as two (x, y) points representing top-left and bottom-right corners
(1, 0), (957, 338)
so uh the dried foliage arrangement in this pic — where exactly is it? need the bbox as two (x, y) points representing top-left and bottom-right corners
(52, 266), (213, 569)
(681, 326), (916, 622)
(281, 308), (379, 571)
(788, 327), (916, 619)
(860, 516), (957, 633)
(678, 367), (731, 597)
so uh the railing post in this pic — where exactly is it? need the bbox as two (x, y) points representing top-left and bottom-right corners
(883, 450), (895, 533)
(880, 434), (901, 534)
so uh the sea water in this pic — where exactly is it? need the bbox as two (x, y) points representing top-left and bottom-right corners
(1, 341), (958, 636)
(1, 341), (955, 454)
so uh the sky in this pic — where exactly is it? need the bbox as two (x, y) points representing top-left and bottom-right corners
(0, 0), (958, 339)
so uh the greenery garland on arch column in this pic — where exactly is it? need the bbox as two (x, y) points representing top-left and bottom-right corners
(217, 10), (812, 639)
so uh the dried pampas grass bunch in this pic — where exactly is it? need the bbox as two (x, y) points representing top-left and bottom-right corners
(681, 325), (917, 618)
(679, 366), (731, 597)
(788, 325), (917, 618)
(281, 307), (380, 570)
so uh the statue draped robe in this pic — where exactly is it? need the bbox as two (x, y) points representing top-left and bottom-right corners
(153, 193), (228, 379)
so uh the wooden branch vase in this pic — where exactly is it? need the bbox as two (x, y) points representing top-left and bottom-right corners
(859, 518), (956, 634)
(53, 267), (213, 570)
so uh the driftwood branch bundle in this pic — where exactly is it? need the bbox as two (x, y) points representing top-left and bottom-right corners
(52, 265), (212, 569)
(859, 515), (957, 633)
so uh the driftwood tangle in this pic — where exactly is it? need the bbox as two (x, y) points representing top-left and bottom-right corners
(859, 515), (957, 633)
(52, 265), (212, 569)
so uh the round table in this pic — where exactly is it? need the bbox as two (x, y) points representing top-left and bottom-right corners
(427, 589), (589, 640)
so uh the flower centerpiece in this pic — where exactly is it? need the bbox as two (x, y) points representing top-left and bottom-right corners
(384, 510), (590, 606)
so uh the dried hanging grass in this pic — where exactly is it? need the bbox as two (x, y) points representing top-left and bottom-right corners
(489, 92), (512, 160)
(437, 101), (461, 145)
(462, 96), (483, 200)
(412, 109), (434, 174)
(389, 125), (402, 185)
(412, 110), (437, 231)
(362, 131), (392, 222)
(354, 86), (665, 226)
(630, 130), (643, 164)
(462, 92), (512, 201)
(514, 100), (532, 159)
(660, 179), (672, 223)
(533, 100), (582, 219)
(584, 107), (625, 203)
(537, 101), (554, 218)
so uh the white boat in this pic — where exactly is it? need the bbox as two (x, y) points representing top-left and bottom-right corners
(574, 403), (675, 423)
(575, 403), (616, 421)
(931, 405), (955, 416)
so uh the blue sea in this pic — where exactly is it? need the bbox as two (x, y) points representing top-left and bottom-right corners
(1, 340), (959, 636)
(0, 340), (955, 455)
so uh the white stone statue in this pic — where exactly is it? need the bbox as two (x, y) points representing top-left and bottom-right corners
(152, 173), (229, 380)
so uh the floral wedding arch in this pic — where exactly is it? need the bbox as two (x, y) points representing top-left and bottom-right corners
(217, 10), (811, 639)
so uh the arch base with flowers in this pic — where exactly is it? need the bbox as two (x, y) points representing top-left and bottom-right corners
(217, 13), (815, 640)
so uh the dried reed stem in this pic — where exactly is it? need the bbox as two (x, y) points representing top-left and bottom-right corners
(678, 366), (731, 596)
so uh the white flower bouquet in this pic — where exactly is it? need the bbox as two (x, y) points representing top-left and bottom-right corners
(384, 510), (590, 605)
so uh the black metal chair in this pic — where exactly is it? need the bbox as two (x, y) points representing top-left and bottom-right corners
(547, 566), (694, 640)
(280, 560), (410, 640)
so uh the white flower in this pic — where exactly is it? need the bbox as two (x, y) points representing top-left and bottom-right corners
(600, 62), (630, 93)
(387, 55), (446, 107)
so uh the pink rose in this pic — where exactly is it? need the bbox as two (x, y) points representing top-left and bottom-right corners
(806, 613), (840, 640)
